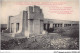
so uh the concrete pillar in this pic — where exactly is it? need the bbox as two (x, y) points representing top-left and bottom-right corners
(14, 23), (16, 33)
(50, 23), (53, 28)
(10, 23), (14, 33)
(28, 19), (33, 34)
(8, 16), (13, 32)
(8, 17), (10, 31)
(56, 24), (58, 27)
(33, 20), (40, 34)
(40, 20), (43, 34)
(62, 23), (64, 27)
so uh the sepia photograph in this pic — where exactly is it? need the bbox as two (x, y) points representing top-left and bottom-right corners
(0, 0), (79, 50)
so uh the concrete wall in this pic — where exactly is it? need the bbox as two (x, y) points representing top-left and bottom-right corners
(12, 11), (29, 38)
(27, 5), (44, 36)
(44, 19), (79, 27)
(3, 5), (44, 38)
(43, 19), (79, 33)
(3, 5), (79, 38)
(3, 11), (29, 38)
(27, 5), (44, 20)
(10, 12), (23, 33)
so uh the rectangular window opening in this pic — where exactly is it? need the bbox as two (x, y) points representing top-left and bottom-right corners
(16, 23), (19, 32)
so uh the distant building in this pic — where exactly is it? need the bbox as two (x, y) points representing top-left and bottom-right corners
(1, 24), (7, 32)
(3, 5), (79, 38)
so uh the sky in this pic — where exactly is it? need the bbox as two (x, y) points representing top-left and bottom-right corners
(1, 0), (79, 24)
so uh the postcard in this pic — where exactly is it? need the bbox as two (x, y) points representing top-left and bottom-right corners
(0, 0), (79, 52)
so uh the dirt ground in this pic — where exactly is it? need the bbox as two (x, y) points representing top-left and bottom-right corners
(1, 32), (79, 50)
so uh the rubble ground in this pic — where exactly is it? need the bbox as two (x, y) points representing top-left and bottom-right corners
(1, 33), (79, 50)
(1, 27), (79, 50)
